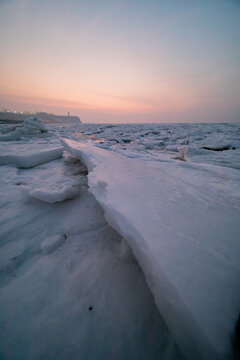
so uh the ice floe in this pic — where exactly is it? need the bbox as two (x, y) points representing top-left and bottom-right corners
(29, 183), (80, 203)
(0, 122), (239, 360)
(0, 158), (179, 360)
(0, 147), (63, 168)
(61, 137), (240, 360)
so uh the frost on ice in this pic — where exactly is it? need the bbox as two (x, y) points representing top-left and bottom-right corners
(61, 137), (240, 360)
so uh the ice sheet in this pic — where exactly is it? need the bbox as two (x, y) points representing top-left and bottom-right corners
(0, 147), (63, 168)
(61, 137), (240, 360)
(0, 156), (180, 360)
(57, 122), (240, 170)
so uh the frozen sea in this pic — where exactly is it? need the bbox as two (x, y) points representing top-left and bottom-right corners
(57, 122), (240, 169)
(0, 120), (240, 360)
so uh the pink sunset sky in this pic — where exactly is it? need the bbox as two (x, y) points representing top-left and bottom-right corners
(0, 0), (240, 123)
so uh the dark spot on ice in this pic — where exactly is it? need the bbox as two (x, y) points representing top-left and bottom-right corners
(15, 181), (25, 186)
(88, 306), (93, 311)
(74, 168), (88, 176)
(174, 156), (186, 162)
(203, 145), (231, 151)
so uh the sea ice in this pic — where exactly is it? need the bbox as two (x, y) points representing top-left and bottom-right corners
(0, 117), (51, 141)
(0, 122), (239, 360)
(16, 117), (48, 134)
(29, 183), (80, 203)
(61, 137), (240, 360)
(0, 147), (63, 168)
(0, 158), (180, 360)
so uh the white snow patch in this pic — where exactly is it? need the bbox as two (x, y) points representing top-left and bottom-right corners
(174, 146), (187, 161)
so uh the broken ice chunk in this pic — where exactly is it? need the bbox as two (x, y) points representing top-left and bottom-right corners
(29, 184), (80, 203)
(41, 234), (66, 255)
(0, 147), (63, 168)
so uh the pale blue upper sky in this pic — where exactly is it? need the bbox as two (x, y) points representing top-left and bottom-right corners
(0, 0), (239, 122)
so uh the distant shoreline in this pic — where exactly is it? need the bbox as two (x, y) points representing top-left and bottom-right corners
(0, 111), (81, 124)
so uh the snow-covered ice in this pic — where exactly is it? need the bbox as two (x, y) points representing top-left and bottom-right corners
(0, 160), (180, 360)
(0, 147), (63, 168)
(0, 121), (239, 359)
(29, 182), (80, 203)
(0, 135), (181, 360)
(61, 137), (240, 360)
(0, 116), (51, 141)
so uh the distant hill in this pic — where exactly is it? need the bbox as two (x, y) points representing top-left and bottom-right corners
(37, 112), (81, 123)
(0, 111), (81, 124)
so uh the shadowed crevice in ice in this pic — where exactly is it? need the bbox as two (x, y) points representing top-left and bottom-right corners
(203, 145), (232, 151)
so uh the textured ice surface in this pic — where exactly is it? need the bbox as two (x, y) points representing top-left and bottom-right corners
(0, 147), (63, 168)
(0, 141), (181, 360)
(0, 122), (239, 360)
(61, 137), (240, 360)
(29, 183), (80, 203)
(55, 122), (240, 170)
(0, 116), (51, 141)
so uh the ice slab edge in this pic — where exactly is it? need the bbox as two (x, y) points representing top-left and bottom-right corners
(0, 147), (63, 168)
(60, 138), (240, 360)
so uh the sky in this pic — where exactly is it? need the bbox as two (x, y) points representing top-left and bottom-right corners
(0, 0), (240, 123)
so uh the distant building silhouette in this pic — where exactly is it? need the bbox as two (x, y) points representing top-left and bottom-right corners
(37, 112), (81, 123)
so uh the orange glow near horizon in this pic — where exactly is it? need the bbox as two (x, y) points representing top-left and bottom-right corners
(0, 86), (198, 116)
